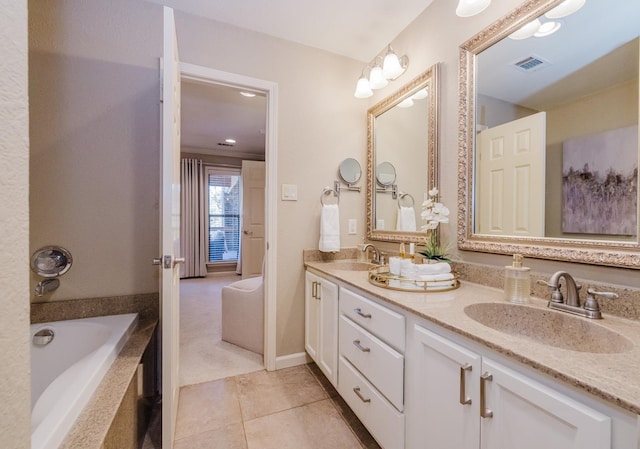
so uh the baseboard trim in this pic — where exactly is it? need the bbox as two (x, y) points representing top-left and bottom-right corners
(274, 352), (312, 370)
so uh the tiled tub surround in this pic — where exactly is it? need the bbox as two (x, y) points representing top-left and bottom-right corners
(30, 293), (159, 449)
(304, 259), (640, 416)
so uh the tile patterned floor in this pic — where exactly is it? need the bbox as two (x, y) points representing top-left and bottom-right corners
(171, 364), (381, 449)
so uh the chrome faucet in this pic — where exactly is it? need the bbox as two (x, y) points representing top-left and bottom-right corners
(35, 278), (60, 297)
(362, 243), (384, 264)
(537, 271), (618, 319)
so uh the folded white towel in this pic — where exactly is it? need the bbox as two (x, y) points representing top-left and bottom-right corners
(319, 204), (340, 252)
(396, 206), (417, 231)
(415, 262), (452, 275)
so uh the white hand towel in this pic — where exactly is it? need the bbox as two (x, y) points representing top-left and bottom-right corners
(396, 206), (417, 231)
(319, 204), (340, 252)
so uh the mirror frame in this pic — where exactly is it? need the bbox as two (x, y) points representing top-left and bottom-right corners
(457, 0), (640, 269)
(367, 63), (440, 243)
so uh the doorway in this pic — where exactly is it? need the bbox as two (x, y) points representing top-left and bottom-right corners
(178, 63), (278, 385)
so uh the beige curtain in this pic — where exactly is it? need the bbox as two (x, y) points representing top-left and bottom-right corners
(180, 158), (207, 278)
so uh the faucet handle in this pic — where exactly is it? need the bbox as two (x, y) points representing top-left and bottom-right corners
(536, 279), (564, 303)
(584, 288), (618, 312)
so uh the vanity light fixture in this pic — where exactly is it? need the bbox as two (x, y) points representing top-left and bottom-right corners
(534, 21), (561, 37)
(456, 0), (491, 17)
(353, 45), (409, 99)
(545, 0), (586, 19)
(411, 88), (428, 100)
(354, 70), (374, 98)
(382, 45), (407, 80)
(509, 17), (562, 40)
(369, 60), (389, 90)
(508, 18), (542, 40)
(397, 98), (414, 108)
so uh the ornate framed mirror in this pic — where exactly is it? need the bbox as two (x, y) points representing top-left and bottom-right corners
(367, 63), (440, 243)
(458, 0), (640, 268)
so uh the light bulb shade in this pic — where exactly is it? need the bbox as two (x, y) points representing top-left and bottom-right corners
(456, 0), (491, 17)
(354, 76), (373, 99)
(509, 18), (542, 40)
(369, 65), (388, 89)
(545, 0), (585, 19)
(383, 48), (404, 79)
(397, 98), (414, 108)
(411, 88), (428, 100)
(534, 21), (561, 37)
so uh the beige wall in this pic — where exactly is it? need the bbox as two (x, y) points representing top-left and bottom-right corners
(28, 1), (367, 357)
(173, 12), (368, 355)
(545, 79), (639, 238)
(1, 0), (31, 446)
(29, 0), (162, 301)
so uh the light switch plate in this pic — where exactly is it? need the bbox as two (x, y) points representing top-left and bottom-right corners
(281, 184), (298, 201)
(348, 219), (357, 234)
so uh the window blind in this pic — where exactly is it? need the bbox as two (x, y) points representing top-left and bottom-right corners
(207, 170), (241, 263)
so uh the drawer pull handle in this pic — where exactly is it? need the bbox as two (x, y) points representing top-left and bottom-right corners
(353, 387), (371, 403)
(312, 281), (317, 299)
(353, 339), (371, 353)
(354, 308), (372, 319)
(459, 363), (472, 405)
(480, 372), (493, 418)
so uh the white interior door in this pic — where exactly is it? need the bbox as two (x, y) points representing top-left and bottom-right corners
(161, 6), (181, 449)
(477, 112), (546, 236)
(241, 160), (265, 278)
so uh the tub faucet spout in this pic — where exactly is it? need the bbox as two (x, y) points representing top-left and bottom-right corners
(35, 278), (60, 297)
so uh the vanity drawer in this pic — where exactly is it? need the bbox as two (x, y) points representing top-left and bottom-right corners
(339, 315), (404, 411)
(339, 356), (404, 449)
(340, 288), (405, 352)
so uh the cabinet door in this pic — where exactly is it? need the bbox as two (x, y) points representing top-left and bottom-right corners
(480, 358), (611, 449)
(318, 277), (338, 386)
(304, 271), (320, 362)
(406, 324), (481, 449)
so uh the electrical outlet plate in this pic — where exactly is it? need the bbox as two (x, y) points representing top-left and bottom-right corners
(348, 219), (357, 234)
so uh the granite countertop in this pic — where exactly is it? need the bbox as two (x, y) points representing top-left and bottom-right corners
(60, 318), (157, 449)
(305, 260), (640, 416)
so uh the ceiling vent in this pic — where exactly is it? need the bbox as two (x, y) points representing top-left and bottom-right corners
(217, 142), (235, 147)
(512, 55), (551, 73)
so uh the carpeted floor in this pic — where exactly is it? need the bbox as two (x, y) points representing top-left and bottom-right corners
(179, 274), (264, 387)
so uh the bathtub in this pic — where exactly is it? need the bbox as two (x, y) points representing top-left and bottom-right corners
(30, 313), (138, 449)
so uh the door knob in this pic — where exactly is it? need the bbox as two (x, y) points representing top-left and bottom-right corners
(243, 230), (253, 236)
(173, 257), (185, 267)
(152, 258), (162, 265)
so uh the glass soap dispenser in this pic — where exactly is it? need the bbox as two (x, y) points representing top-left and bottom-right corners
(504, 254), (530, 303)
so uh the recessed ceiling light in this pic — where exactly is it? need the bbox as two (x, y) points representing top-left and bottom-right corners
(225, 138), (237, 145)
(240, 92), (256, 98)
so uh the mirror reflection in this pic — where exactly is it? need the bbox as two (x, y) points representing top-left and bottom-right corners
(339, 158), (362, 185)
(367, 64), (439, 243)
(474, 0), (638, 242)
(376, 161), (397, 187)
(459, 0), (640, 268)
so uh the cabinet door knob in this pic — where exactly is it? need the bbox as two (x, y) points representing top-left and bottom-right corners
(480, 372), (494, 418)
(353, 387), (371, 403)
(353, 339), (371, 353)
(459, 363), (472, 406)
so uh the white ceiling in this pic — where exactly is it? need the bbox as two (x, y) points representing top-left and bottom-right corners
(180, 81), (267, 157)
(146, 0), (435, 62)
(150, 0), (436, 157)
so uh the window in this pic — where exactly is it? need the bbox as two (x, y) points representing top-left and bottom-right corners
(206, 167), (241, 263)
